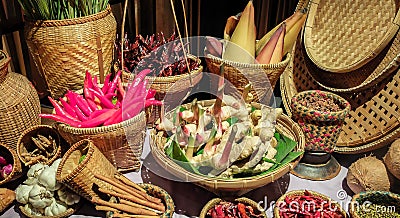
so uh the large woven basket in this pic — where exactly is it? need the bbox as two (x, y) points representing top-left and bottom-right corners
(349, 191), (400, 218)
(205, 53), (290, 101)
(24, 5), (117, 99)
(56, 139), (119, 200)
(199, 197), (266, 218)
(302, 0), (400, 92)
(281, 37), (400, 154)
(150, 100), (305, 196)
(0, 51), (41, 149)
(56, 111), (146, 172)
(0, 142), (22, 186)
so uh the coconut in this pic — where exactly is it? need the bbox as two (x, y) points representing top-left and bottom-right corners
(384, 138), (400, 180)
(347, 156), (390, 194)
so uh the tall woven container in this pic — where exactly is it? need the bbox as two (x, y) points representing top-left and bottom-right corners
(56, 111), (146, 172)
(0, 50), (40, 149)
(25, 5), (117, 99)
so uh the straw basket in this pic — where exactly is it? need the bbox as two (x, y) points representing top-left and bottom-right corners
(19, 205), (76, 218)
(24, 5), (117, 99)
(302, 0), (400, 92)
(349, 191), (400, 218)
(56, 139), (119, 200)
(17, 125), (62, 167)
(205, 54), (290, 101)
(199, 197), (266, 218)
(0, 143), (22, 186)
(56, 111), (146, 172)
(280, 37), (400, 154)
(273, 190), (347, 217)
(291, 90), (351, 153)
(150, 100), (305, 196)
(0, 51), (41, 149)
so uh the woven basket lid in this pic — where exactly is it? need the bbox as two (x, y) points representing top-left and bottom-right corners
(280, 38), (400, 154)
(303, 0), (400, 73)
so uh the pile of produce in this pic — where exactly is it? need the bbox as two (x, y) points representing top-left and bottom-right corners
(275, 190), (345, 218)
(15, 159), (80, 217)
(39, 70), (162, 127)
(207, 1), (307, 64)
(0, 156), (12, 181)
(156, 93), (302, 178)
(115, 32), (201, 76)
(206, 200), (263, 218)
(19, 133), (58, 166)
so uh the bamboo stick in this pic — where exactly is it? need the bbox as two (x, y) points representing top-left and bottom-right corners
(95, 205), (119, 212)
(114, 174), (161, 204)
(92, 197), (158, 216)
(120, 199), (162, 214)
(94, 174), (146, 201)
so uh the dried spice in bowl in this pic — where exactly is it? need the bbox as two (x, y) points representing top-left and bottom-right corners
(199, 197), (266, 218)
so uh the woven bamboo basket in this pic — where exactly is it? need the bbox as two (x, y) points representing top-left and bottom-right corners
(19, 205), (76, 218)
(24, 5), (117, 99)
(280, 37), (400, 154)
(56, 111), (146, 172)
(17, 125), (62, 167)
(273, 190), (347, 217)
(0, 142), (22, 186)
(291, 90), (351, 153)
(302, 0), (400, 92)
(106, 183), (175, 218)
(349, 191), (400, 218)
(205, 53), (290, 101)
(199, 197), (266, 218)
(56, 139), (119, 200)
(0, 188), (15, 213)
(0, 51), (41, 149)
(150, 100), (305, 196)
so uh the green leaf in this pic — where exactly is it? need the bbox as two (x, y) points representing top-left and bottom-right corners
(274, 132), (281, 140)
(179, 106), (187, 112)
(196, 148), (204, 155)
(166, 139), (200, 174)
(262, 157), (276, 164)
(251, 106), (257, 112)
(226, 117), (238, 126)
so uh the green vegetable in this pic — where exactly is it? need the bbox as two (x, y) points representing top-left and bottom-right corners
(79, 155), (86, 164)
(226, 117), (238, 126)
(167, 139), (200, 174)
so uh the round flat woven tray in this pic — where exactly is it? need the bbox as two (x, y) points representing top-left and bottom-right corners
(281, 39), (400, 154)
(304, 0), (400, 73)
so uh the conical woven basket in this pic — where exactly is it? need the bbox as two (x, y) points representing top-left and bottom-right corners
(0, 51), (41, 149)
(24, 5), (117, 99)
(150, 100), (305, 196)
(0, 142), (22, 186)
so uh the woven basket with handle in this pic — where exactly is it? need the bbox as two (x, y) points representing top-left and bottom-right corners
(24, 5), (117, 99)
(0, 50), (41, 149)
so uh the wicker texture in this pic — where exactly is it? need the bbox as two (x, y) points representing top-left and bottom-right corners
(17, 125), (62, 166)
(56, 139), (118, 200)
(205, 54), (290, 101)
(291, 90), (351, 153)
(199, 197), (266, 218)
(56, 111), (146, 172)
(349, 191), (400, 218)
(304, 0), (399, 73)
(25, 6), (117, 99)
(0, 51), (41, 149)
(0, 143), (22, 186)
(273, 190), (347, 217)
(280, 38), (400, 154)
(150, 100), (305, 196)
(0, 188), (15, 213)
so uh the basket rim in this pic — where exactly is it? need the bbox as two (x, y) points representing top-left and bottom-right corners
(0, 142), (22, 186)
(304, 0), (400, 73)
(206, 53), (291, 70)
(199, 197), (266, 218)
(25, 4), (112, 27)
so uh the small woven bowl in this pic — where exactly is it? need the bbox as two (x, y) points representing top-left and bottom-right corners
(199, 197), (266, 218)
(0, 143), (22, 186)
(274, 190), (347, 218)
(19, 204), (76, 218)
(17, 125), (62, 167)
(349, 191), (400, 218)
(106, 183), (175, 218)
(291, 90), (351, 153)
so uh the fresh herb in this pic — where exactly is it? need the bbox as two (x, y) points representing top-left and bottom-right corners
(167, 139), (200, 174)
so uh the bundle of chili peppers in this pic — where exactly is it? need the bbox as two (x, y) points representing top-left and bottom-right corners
(206, 201), (264, 218)
(39, 69), (162, 128)
(276, 190), (345, 218)
(115, 32), (200, 77)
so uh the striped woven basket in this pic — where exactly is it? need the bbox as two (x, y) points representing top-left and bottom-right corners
(24, 5), (117, 99)
(150, 100), (305, 196)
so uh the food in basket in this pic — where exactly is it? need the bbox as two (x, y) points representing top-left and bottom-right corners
(15, 159), (80, 217)
(221, 1), (307, 64)
(206, 201), (263, 218)
(19, 134), (58, 166)
(115, 32), (201, 76)
(156, 95), (303, 178)
(0, 188), (15, 212)
(384, 138), (400, 180)
(0, 155), (12, 180)
(297, 93), (341, 113)
(275, 190), (345, 218)
(347, 156), (390, 194)
(39, 70), (162, 127)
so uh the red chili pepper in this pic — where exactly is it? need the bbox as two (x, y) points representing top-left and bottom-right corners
(102, 73), (112, 93)
(214, 205), (225, 218)
(92, 89), (115, 109)
(106, 70), (122, 95)
(74, 93), (93, 116)
(117, 76), (125, 97)
(125, 69), (151, 100)
(84, 71), (94, 100)
(237, 203), (249, 218)
(92, 75), (105, 96)
(145, 99), (163, 107)
(88, 108), (111, 119)
(74, 105), (88, 121)
(65, 90), (77, 107)
(79, 109), (118, 128)
(39, 114), (80, 127)
(48, 96), (79, 122)
(86, 98), (100, 111)
(59, 97), (78, 118)
(146, 89), (156, 99)
(103, 108), (122, 126)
